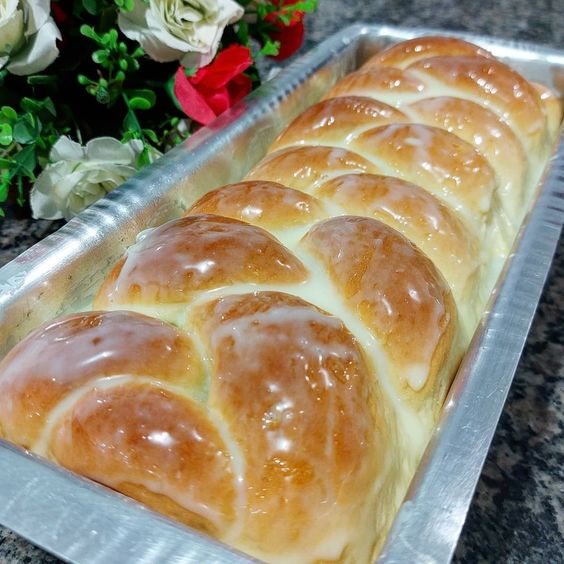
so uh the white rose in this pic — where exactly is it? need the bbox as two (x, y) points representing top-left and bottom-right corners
(0, 0), (61, 76)
(30, 136), (145, 221)
(118, 0), (244, 69)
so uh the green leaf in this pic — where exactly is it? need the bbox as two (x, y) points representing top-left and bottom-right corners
(41, 97), (56, 117)
(13, 145), (37, 177)
(16, 175), (24, 205)
(20, 98), (41, 113)
(83, 0), (99, 15)
(80, 24), (100, 42)
(77, 74), (92, 86)
(264, 0), (318, 26)
(256, 3), (270, 19)
(125, 88), (156, 110)
(0, 180), (8, 204)
(276, 12), (293, 25)
(26, 74), (57, 86)
(165, 74), (183, 113)
(92, 49), (110, 65)
(136, 146), (151, 168)
(13, 115), (42, 144)
(282, 0), (318, 13)
(103, 29), (118, 47)
(121, 130), (135, 143)
(1, 106), (17, 122)
(142, 129), (158, 144)
(236, 20), (250, 46)
(20, 97), (56, 119)
(258, 39), (280, 57)
(128, 97), (151, 110)
(0, 123), (12, 145)
(115, 0), (134, 10)
(123, 109), (141, 134)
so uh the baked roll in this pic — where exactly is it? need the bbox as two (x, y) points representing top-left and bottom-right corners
(0, 36), (560, 563)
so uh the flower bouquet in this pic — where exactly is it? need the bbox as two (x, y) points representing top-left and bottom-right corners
(0, 0), (317, 219)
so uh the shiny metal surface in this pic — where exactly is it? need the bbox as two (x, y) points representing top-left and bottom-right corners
(0, 440), (253, 563)
(0, 24), (563, 564)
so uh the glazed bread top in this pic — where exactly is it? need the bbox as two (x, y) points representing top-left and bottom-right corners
(0, 36), (561, 563)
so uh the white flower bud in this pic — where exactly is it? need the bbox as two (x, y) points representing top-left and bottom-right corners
(118, 0), (244, 69)
(30, 136), (145, 220)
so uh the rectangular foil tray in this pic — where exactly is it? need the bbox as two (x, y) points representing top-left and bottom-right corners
(1, 24), (563, 564)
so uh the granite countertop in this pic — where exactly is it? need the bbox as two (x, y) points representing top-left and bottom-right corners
(1, 0), (563, 562)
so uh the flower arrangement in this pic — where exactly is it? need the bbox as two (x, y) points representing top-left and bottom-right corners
(0, 0), (317, 219)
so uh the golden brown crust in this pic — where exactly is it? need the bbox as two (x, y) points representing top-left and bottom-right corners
(186, 181), (327, 228)
(270, 96), (408, 152)
(194, 291), (390, 557)
(348, 123), (496, 231)
(245, 145), (380, 192)
(322, 67), (426, 102)
(363, 36), (494, 69)
(315, 173), (481, 314)
(532, 81), (564, 143)
(408, 96), (527, 224)
(94, 214), (309, 308)
(301, 216), (457, 415)
(0, 310), (201, 447)
(50, 383), (237, 536)
(274, 73), (527, 228)
(408, 56), (547, 153)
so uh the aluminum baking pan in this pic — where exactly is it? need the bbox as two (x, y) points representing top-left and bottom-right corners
(0, 24), (563, 564)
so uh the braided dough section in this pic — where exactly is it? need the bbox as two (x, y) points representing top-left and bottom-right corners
(0, 36), (561, 563)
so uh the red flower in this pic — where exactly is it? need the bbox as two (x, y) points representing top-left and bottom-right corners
(174, 45), (253, 126)
(51, 2), (69, 25)
(265, 1), (305, 61)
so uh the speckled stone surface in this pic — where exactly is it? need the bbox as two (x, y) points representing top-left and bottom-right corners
(453, 237), (564, 563)
(0, 1), (563, 562)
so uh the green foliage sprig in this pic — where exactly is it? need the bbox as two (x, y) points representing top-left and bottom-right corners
(0, 97), (68, 215)
(0, 0), (317, 217)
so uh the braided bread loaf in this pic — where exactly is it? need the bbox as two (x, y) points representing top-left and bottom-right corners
(0, 36), (561, 563)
